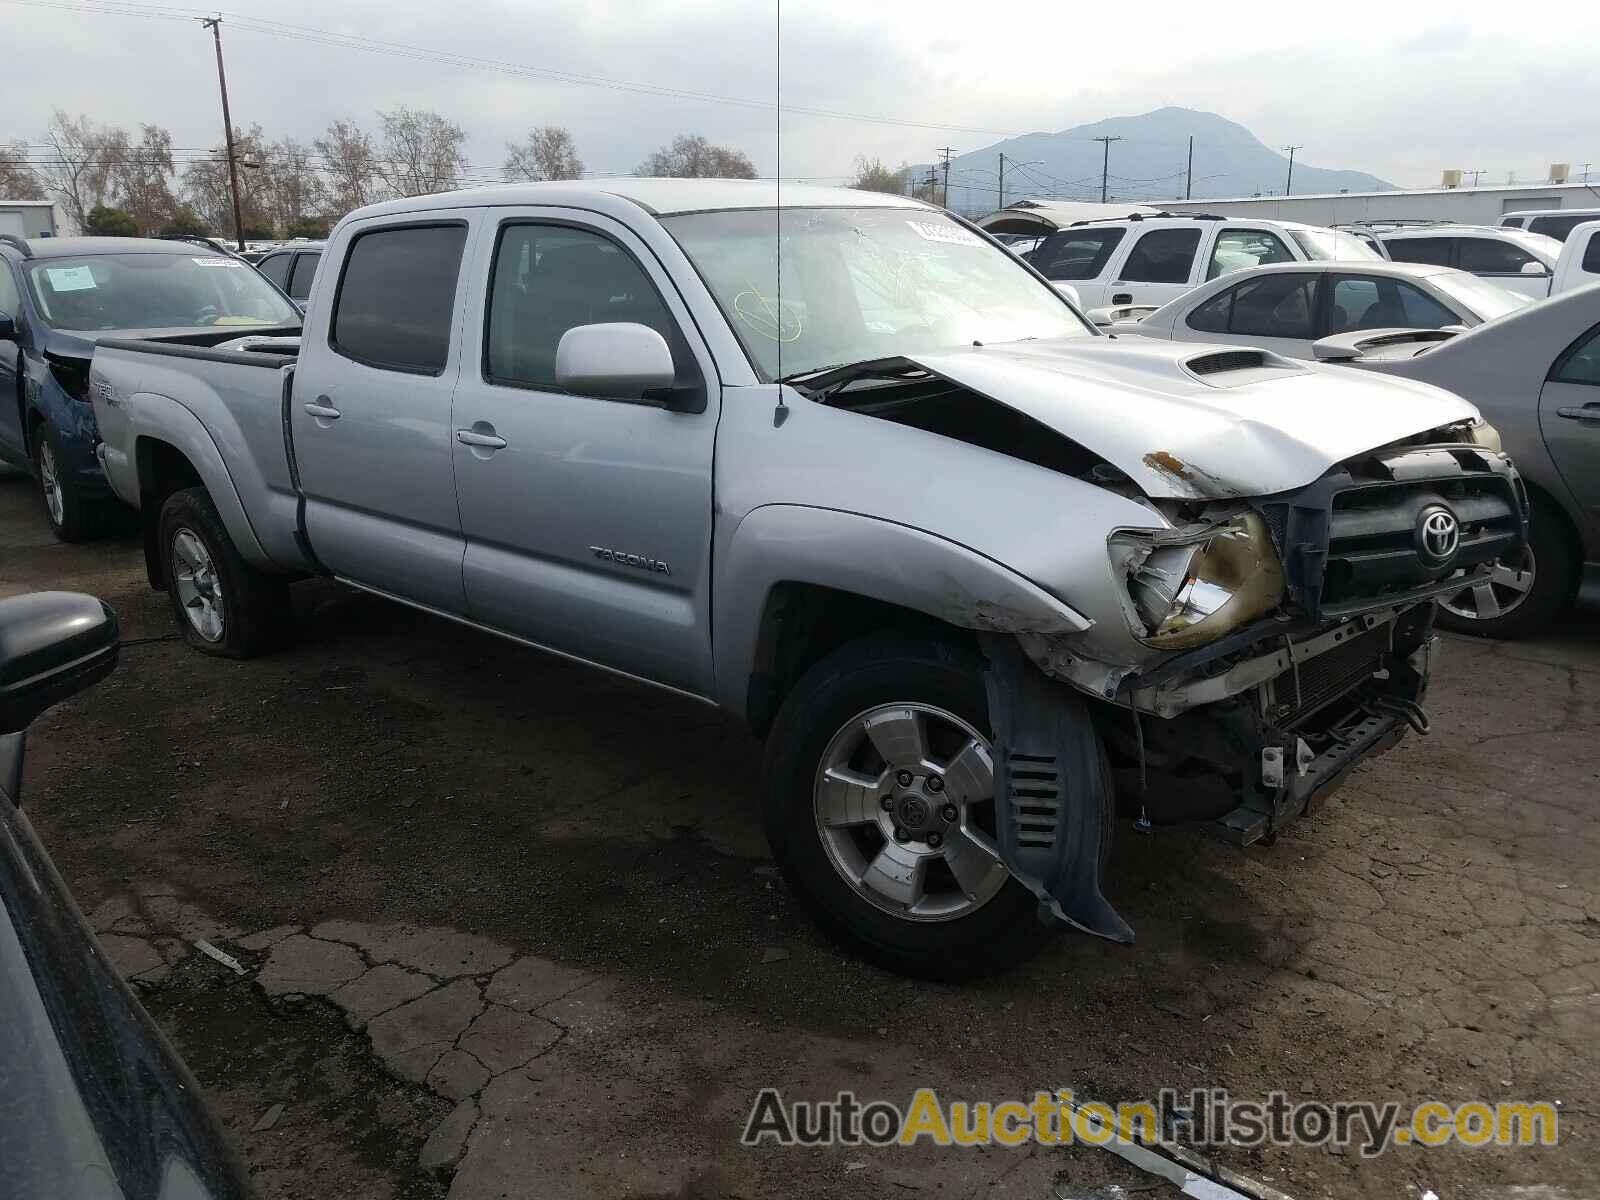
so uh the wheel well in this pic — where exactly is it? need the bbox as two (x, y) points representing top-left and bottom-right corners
(1522, 479), (1584, 601)
(135, 439), (204, 590)
(744, 582), (974, 739)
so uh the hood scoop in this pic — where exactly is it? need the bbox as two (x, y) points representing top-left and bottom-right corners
(1183, 348), (1303, 386)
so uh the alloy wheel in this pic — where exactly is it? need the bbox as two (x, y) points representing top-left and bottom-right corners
(813, 702), (1010, 922)
(1439, 549), (1536, 623)
(171, 528), (226, 642)
(39, 441), (64, 528)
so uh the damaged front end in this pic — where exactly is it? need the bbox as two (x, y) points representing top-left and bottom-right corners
(980, 439), (1524, 939)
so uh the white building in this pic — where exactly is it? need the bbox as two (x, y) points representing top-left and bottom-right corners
(1159, 181), (1600, 228)
(0, 199), (63, 239)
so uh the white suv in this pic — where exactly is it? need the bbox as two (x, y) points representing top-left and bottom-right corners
(1367, 224), (1563, 299)
(1501, 207), (1600, 242)
(1022, 214), (1380, 309)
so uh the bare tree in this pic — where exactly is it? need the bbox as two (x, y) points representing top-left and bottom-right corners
(849, 155), (909, 196)
(34, 110), (126, 230)
(314, 119), (381, 217)
(0, 141), (45, 200)
(262, 136), (327, 234)
(115, 125), (178, 234)
(503, 126), (583, 182)
(182, 125), (271, 239)
(375, 107), (467, 198)
(635, 134), (756, 179)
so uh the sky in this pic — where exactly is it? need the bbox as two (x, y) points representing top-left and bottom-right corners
(5, 0), (1599, 197)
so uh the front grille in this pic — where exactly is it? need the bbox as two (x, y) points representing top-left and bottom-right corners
(1255, 446), (1525, 622)
(1273, 625), (1390, 729)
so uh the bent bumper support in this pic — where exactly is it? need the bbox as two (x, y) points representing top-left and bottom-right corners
(981, 635), (1134, 944)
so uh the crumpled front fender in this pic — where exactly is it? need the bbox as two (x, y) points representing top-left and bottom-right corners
(981, 634), (1133, 944)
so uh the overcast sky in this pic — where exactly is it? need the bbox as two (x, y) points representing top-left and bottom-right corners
(7, 0), (1599, 195)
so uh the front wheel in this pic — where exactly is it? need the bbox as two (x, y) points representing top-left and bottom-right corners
(33, 422), (112, 542)
(158, 487), (290, 658)
(762, 633), (1058, 979)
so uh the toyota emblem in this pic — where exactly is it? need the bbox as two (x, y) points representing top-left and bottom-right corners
(1416, 506), (1460, 566)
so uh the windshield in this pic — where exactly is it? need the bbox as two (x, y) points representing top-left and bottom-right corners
(1289, 229), (1382, 262)
(1429, 270), (1533, 322)
(25, 252), (300, 332)
(661, 207), (1092, 380)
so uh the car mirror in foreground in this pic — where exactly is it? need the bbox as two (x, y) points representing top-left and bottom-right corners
(1521, 261), (1550, 276)
(1052, 281), (1082, 307)
(556, 322), (678, 404)
(0, 592), (119, 739)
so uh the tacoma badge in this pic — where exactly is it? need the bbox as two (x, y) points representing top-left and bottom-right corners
(590, 546), (671, 575)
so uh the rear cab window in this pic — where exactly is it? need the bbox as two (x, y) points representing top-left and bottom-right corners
(1583, 236), (1600, 276)
(287, 252), (321, 301)
(1383, 238), (1453, 267)
(1120, 227), (1201, 284)
(330, 224), (468, 374)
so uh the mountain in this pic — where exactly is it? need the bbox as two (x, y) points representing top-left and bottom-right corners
(924, 107), (1391, 214)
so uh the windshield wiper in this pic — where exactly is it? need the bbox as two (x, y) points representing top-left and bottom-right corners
(778, 356), (928, 397)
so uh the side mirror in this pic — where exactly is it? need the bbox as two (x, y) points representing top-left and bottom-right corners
(1, 592), (119, 736)
(1521, 261), (1550, 276)
(556, 323), (676, 402)
(0, 311), (15, 341)
(1052, 282), (1082, 307)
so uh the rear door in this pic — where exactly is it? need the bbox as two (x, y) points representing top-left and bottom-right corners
(1105, 226), (1203, 308)
(290, 218), (474, 613)
(1325, 273), (1464, 334)
(449, 210), (720, 695)
(1539, 321), (1600, 521)
(1030, 228), (1126, 306)
(285, 251), (321, 305)
(1204, 226), (1296, 281)
(255, 251), (292, 291)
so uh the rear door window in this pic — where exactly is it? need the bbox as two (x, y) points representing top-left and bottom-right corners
(1583, 236), (1600, 275)
(331, 224), (467, 375)
(1328, 275), (1457, 333)
(1223, 273), (1318, 338)
(1383, 238), (1453, 267)
(1456, 237), (1539, 275)
(1033, 229), (1125, 280)
(1552, 324), (1600, 386)
(256, 253), (291, 288)
(1206, 228), (1295, 280)
(1120, 228), (1201, 284)
(1530, 215), (1587, 241)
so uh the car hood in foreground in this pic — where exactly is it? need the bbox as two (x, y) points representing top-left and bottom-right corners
(905, 337), (1477, 500)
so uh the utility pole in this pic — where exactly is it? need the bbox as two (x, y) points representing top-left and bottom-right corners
(1467, 169), (1485, 187)
(1093, 135), (1120, 203)
(1185, 136), (1194, 201)
(1582, 163), (1592, 185)
(1281, 145), (1302, 197)
(998, 152), (1006, 210)
(936, 147), (955, 210)
(201, 17), (246, 252)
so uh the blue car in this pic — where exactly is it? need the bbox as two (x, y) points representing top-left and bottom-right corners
(0, 234), (300, 540)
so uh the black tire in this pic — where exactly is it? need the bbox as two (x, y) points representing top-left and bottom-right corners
(762, 632), (1071, 980)
(1435, 497), (1576, 639)
(32, 421), (113, 543)
(158, 486), (290, 658)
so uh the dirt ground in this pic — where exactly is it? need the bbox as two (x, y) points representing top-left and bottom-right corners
(3, 468), (1596, 1200)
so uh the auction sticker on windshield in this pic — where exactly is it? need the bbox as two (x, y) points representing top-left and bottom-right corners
(192, 257), (246, 268)
(44, 266), (97, 291)
(907, 220), (984, 247)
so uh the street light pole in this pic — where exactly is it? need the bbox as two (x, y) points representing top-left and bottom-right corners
(201, 17), (246, 252)
(1093, 136), (1120, 204)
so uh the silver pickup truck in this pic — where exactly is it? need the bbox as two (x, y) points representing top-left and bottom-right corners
(88, 180), (1524, 978)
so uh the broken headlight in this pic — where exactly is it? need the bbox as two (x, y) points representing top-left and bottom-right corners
(1120, 513), (1285, 650)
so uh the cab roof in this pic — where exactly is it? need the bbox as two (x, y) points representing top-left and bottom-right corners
(348, 178), (932, 222)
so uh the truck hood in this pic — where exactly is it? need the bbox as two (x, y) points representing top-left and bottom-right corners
(906, 338), (1477, 500)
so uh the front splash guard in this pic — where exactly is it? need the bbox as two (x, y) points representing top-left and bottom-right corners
(981, 636), (1134, 944)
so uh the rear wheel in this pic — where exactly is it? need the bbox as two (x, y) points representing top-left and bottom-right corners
(762, 633), (1056, 979)
(1436, 499), (1574, 639)
(158, 487), (290, 658)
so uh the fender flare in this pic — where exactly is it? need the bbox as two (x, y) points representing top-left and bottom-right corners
(713, 503), (1093, 716)
(128, 395), (273, 570)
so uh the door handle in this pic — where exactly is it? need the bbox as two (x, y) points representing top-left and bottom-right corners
(1112, 292), (1133, 305)
(1556, 405), (1600, 423)
(303, 400), (341, 419)
(456, 428), (508, 450)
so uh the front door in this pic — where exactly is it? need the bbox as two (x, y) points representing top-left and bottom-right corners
(0, 262), (24, 460)
(1539, 320), (1600, 521)
(450, 212), (720, 696)
(1182, 271), (1322, 358)
(290, 220), (473, 613)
